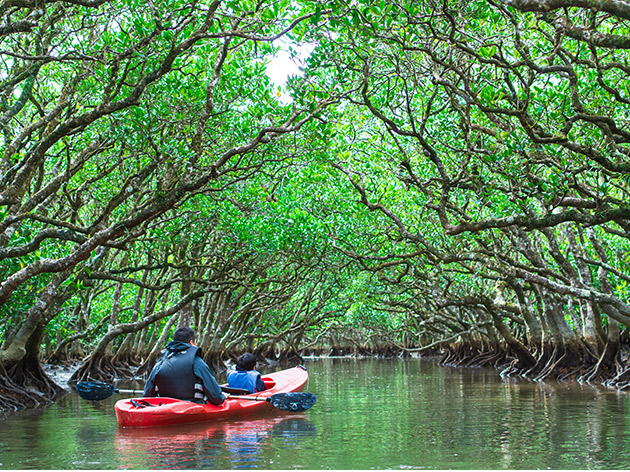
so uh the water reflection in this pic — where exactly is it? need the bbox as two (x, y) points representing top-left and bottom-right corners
(3, 358), (630, 469)
(304, 358), (630, 469)
(114, 413), (317, 469)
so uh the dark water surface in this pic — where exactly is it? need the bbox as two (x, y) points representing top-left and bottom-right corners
(1, 357), (630, 469)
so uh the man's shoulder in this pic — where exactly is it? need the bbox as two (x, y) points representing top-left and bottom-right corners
(193, 353), (211, 369)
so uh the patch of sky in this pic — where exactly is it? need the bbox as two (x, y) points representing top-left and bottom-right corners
(265, 39), (314, 103)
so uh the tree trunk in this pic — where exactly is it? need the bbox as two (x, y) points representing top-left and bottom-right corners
(566, 226), (603, 349)
(0, 269), (73, 409)
(511, 281), (542, 348)
(71, 290), (203, 382)
(136, 314), (179, 376)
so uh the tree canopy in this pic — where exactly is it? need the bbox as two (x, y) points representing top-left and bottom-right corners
(2, 0), (630, 411)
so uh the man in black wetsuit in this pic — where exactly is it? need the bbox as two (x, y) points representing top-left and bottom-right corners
(143, 326), (226, 405)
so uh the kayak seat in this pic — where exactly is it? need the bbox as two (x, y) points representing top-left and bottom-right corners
(262, 379), (276, 389)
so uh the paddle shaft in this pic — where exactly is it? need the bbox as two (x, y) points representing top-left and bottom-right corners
(225, 393), (270, 403)
(116, 388), (144, 395)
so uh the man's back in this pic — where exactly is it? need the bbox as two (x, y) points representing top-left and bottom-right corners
(143, 327), (226, 405)
(152, 341), (198, 400)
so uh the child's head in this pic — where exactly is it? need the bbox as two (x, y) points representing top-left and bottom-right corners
(237, 352), (256, 370)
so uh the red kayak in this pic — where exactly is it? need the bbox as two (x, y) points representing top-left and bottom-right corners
(115, 365), (308, 428)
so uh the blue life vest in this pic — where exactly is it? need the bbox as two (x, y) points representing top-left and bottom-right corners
(227, 368), (262, 393)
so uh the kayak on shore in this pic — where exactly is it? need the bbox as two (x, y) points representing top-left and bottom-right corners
(115, 365), (309, 428)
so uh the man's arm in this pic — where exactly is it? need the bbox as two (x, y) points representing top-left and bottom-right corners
(194, 357), (226, 405)
(143, 363), (160, 397)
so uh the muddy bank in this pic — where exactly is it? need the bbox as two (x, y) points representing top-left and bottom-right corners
(42, 363), (80, 390)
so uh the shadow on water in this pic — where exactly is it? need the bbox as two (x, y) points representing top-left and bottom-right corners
(114, 413), (317, 469)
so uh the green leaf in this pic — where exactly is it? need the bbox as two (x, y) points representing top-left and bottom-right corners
(313, 4), (322, 24)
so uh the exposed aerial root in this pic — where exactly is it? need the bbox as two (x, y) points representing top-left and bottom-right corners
(68, 354), (135, 385)
(438, 341), (630, 388)
(439, 345), (509, 369)
(0, 360), (66, 412)
(580, 342), (620, 384)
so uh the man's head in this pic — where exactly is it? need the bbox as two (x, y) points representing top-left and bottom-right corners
(173, 326), (196, 344)
(237, 352), (256, 370)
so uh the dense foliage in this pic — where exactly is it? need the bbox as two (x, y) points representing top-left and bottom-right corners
(2, 0), (630, 411)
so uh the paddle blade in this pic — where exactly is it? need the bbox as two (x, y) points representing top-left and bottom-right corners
(76, 381), (117, 401)
(269, 392), (317, 412)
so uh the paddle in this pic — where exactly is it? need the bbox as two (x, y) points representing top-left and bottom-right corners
(75, 381), (142, 401)
(225, 392), (317, 412)
(75, 380), (317, 412)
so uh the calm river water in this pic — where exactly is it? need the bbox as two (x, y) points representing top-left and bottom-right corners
(1, 357), (630, 469)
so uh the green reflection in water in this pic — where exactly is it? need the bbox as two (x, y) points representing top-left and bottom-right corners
(1, 357), (630, 469)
